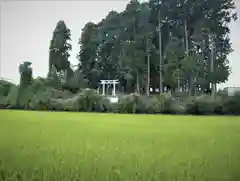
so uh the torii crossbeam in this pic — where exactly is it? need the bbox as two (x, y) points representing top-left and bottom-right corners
(100, 79), (119, 96)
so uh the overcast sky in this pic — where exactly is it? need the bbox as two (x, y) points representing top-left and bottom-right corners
(0, 0), (239, 89)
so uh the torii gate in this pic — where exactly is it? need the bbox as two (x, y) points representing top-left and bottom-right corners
(100, 79), (119, 96)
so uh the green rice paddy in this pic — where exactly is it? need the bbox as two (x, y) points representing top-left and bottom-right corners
(0, 110), (240, 181)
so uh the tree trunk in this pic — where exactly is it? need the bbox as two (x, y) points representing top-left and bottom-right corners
(200, 41), (205, 94)
(184, 20), (191, 96)
(146, 38), (150, 96)
(188, 77), (192, 96)
(158, 7), (163, 94)
(209, 32), (215, 99)
(184, 20), (189, 56)
(177, 75), (180, 92)
(136, 74), (140, 93)
(48, 54), (53, 77)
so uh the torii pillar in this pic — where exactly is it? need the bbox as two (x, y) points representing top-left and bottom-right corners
(112, 80), (119, 96)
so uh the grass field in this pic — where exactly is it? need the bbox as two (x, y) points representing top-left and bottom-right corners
(0, 110), (240, 181)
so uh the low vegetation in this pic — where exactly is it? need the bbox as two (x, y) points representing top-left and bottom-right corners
(0, 0), (239, 180)
(0, 111), (240, 181)
(1, 78), (240, 115)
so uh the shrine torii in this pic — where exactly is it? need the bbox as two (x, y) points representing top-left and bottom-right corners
(100, 79), (119, 96)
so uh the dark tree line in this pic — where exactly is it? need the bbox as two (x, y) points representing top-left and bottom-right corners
(0, 0), (239, 114)
(76, 0), (236, 95)
(1, 0), (237, 100)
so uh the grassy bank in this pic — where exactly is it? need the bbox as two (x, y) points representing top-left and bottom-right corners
(0, 110), (239, 181)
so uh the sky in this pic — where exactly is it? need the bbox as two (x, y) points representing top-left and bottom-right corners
(0, 0), (239, 89)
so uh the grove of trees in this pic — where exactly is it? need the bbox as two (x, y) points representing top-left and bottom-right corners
(77, 0), (237, 95)
(0, 0), (239, 115)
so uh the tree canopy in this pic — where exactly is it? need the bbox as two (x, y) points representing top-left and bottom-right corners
(0, 0), (239, 115)
(49, 20), (73, 81)
(77, 0), (237, 95)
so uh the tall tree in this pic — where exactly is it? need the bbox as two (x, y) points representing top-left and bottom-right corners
(19, 61), (33, 87)
(49, 20), (72, 79)
(16, 61), (33, 107)
(77, 0), (237, 95)
(78, 22), (100, 89)
(149, 0), (164, 93)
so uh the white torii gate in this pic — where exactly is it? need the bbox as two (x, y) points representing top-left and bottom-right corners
(100, 79), (119, 96)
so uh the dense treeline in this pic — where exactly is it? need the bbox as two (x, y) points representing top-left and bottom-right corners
(0, 0), (239, 115)
(78, 0), (237, 95)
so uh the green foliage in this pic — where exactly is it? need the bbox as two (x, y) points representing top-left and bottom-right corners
(185, 95), (223, 115)
(28, 89), (52, 110)
(222, 92), (240, 115)
(49, 20), (72, 75)
(77, 22), (100, 89)
(0, 80), (15, 97)
(1, 111), (240, 181)
(151, 93), (173, 113)
(2, 75), (240, 115)
(0, 97), (6, 108)
(47, 66), (63, 88)
(74, 89), (111, 112)
(2, 0), (238, 115)
(169, 102), (186, 115)
(3, 80), (240, 115)
(6, 85), (19, 107)
(62, 70), (88, 92)
(48, 98), (74, 112)
(46, 89), (111, 112)
(117, 93), (146, 113)
(76, 0), (236, 94)
(19, 61), (33, 87)
(0, 80), (15, 108)
(117, 93), (175, 114)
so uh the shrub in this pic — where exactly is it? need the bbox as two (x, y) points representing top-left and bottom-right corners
(185, 96), (197, 114)
(0, 80), (15, 97)
(150, 93), (173, 113)
(185, 95), (222, 115)
(168, 102), (186, 114)
(51, 89), (73, 99)
(29, 89), (52, 110)
(116, 93), (176, 114)
(5, 85), (19, 107)
(74, 89), (111, 112)
(48, 98), (75, 112)
(0, 96), (7, 109)
(115, 94), (133, 113)
(109, 102), (119, 113)
(222, 92), (240, 115)
(3, 80), (240, 116)
(117, 93), (147, 114)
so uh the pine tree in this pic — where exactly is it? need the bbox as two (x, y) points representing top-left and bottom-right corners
(49, 20), (72, 76)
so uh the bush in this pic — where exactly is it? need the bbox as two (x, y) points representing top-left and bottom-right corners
(0, 80), (15, 97)
(74, 89), (111, 112)
(2, 80), (240, 116)
(51, 89), (73, 99)
(48, 98), (74, 112)
(29, 89), (52, 110)
(185, 95), (223, 115)
(222, 92), (240, 115)
(150, 93), (173, 113)
(5, 85), (19, 107)
(117, 93), (147, 114)
(0, 96), (7, 109)
(116, 93), (176, 114)
(168, 102), (186, 114)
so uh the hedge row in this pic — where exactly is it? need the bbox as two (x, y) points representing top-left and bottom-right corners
(1, 86), (240, 115)
(185, 93), (240, 115)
